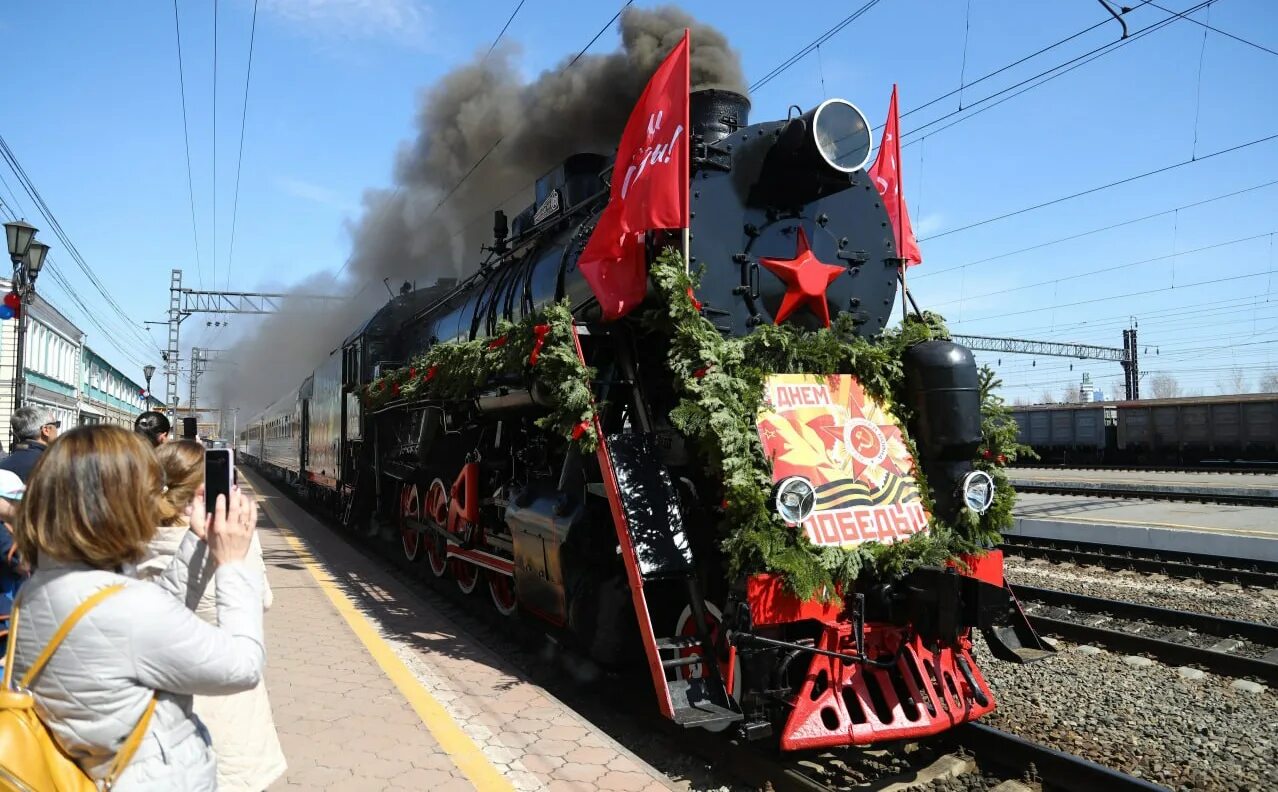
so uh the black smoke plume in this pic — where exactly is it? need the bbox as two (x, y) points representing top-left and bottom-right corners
(216, 6), (743, 416)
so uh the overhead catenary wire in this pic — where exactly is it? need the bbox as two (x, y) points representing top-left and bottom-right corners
(172, 0), (204, 290)
(749, 0), (885, 93)
(485, 0), (528, 61)
(919, 129), (1278, 242)
(897, 1), (1154, 125)
(930, 229), (1278, 309)
(1148, 0), (1278, 57)
(898, 0), (1215, 145)
(212, 0), (219, 291)
(913, 178), (1278, 281)
(0, 135), (158, 354)
(225, 0), (260, 293)
(0, 185), (157, 367)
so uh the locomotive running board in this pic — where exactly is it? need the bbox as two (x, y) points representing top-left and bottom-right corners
(571, 325), (741, 728)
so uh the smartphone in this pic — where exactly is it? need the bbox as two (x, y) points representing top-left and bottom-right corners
(205, 449), (234, 515)
(183, 417), (198, 440)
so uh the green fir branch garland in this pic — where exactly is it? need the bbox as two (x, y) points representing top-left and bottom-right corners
(648, 248), (1021, 600)
(361, 301), (600, 450)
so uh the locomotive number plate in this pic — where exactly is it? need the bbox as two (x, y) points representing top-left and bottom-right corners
(757, 375), (929, 547)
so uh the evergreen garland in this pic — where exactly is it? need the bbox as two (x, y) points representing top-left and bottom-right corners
(647, 248), (1024, 600)
(361, 301), (600, 450)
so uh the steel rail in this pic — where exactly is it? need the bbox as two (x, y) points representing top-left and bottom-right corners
(1012, 482), (1278, 507)
(1013, 584), (1278, 644)
(1001, 535), (1278, 588)
(1027, 615), (1278, 684)
(950, 723), (1168, 791)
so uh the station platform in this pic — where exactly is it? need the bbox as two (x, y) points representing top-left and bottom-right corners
(239, 469), (676, 792)
(1006, 467), (1278, 499)
(1011, 491), (1278, 562)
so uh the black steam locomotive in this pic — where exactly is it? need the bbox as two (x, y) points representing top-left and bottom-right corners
(238, 89), (1047, 749)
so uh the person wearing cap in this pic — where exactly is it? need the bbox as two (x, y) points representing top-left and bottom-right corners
(0, 406), (60, 483)
(0, 468), (27, 654)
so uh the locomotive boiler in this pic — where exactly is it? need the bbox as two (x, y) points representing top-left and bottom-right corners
(239, 88), (1050, 749)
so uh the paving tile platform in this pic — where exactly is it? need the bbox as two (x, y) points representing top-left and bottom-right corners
(239, 468), (676, 792)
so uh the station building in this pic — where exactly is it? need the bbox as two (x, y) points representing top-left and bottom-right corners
(0, 278), (160, 446)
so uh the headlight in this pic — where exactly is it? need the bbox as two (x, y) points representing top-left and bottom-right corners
(810, 99), (873, 173)
(774, 476), (816, 524)
(960, 470), (995, 514)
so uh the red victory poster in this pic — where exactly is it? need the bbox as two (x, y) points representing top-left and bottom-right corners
(757, 375), (929, 547)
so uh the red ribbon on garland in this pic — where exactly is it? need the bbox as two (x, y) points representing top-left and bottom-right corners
(686, 287), (702, 313)
(409, 366), (417, 378)
(424, 366), (438, 382)
(488, 335), (508, 350)
(529, 324), (551, 366)
(392, 382), (401, 397)
(571, 420), (591, 440)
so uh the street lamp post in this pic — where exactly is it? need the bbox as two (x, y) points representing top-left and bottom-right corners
(143, 364), (156, 404)
(4, 220), (46, 415)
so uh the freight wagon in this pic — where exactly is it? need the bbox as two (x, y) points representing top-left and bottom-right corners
(1012, 394), (1278, 464)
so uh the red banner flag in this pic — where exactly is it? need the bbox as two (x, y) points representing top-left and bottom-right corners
(578, 30), (690, 320)
(868, 85), (922, 266)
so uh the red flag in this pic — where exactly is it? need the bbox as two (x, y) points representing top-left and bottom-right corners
(578, 31), (690, 320)
(868, 85), (922, 266)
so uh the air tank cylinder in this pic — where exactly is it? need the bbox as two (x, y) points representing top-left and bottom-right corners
(902, 340), (982, 524)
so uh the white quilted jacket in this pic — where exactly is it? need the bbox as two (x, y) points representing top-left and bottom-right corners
(11, 532), (264, 791)
(137, 527), (286, 792)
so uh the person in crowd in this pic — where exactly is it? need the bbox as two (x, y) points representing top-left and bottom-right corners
(9, 425), (264, 791)
(0, 469), (28, 655)
(136, 440), (286, 791)
(134, 410), (172, 447)
(0, 406), (60, 482)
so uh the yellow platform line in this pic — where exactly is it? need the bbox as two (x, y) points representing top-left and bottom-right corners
(253, 487), (514, 792)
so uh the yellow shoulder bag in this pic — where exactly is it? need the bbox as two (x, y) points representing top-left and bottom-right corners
(0, 585), (156, 792)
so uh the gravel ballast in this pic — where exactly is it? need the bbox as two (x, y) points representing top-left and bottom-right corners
(979, 640), (1277, 791)
(1004, 557), (1278, 626)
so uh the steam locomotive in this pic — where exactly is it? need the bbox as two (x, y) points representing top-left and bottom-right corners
(238, 89), (1049, 749)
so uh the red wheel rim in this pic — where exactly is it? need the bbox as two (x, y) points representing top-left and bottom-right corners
(454, 559), (479, 593)
(423, 479), (449, 578)
(399, 484), (420, 561)
(487, 572), (517, 616)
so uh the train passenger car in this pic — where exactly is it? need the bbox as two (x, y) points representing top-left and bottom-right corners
(303, 353), (345, 505)
(257, 391), (302, 483)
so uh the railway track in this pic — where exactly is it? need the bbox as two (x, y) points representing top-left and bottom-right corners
(689, 721), (1170, 791)
(1011, 481), (1278, 507)
(1000, 534), (1278, 588)
(1013, 462), (1278, 475)
(1014, 584), (1278, 684)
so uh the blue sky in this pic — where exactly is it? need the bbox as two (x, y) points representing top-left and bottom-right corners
(3, 0), (1277, 405)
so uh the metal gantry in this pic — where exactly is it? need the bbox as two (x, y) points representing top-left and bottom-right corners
(164, 269), (341, 418)
(952, 330), (1140, 400)
(188, 347), (226, 412)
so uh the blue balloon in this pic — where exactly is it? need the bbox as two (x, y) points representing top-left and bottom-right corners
(0, 306), (14, 320)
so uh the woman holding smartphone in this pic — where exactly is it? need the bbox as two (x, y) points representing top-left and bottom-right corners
(8, 425), (263, 790)
(137, 440), (286, 792)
